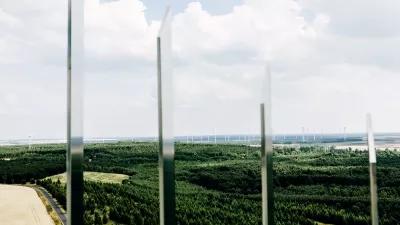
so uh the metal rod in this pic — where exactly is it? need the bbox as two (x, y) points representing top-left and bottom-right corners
(261, 64), (273, 225)
(367, 114), (379, 225)
(157, 7), (175, 225)
(67, 1), (84, 224)
(261, 104), (273, 225)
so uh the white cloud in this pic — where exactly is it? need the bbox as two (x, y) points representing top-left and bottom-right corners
(272, 63), (400, 133)
(299, 0), (400, 38)
(0, 8), (20, 27)
(85, 0), (159, 61)
(0, 0), (399, 139)
(173, 0), (319, 63)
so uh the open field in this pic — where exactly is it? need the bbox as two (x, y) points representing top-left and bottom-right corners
(0, 185), (54, 225)
(47, 171), (129, 184)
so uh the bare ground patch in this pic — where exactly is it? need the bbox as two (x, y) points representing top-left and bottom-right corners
(0, 185), (54, 225)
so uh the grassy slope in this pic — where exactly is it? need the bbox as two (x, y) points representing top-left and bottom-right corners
(46, 172), (129, 184)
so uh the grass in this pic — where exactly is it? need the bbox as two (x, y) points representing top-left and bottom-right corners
(46, 171), (129, 184)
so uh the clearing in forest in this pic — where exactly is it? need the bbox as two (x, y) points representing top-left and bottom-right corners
(47, 171), (129, 184)
(0, 185), (54, 225)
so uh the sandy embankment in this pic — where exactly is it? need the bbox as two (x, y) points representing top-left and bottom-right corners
(0, 185), (54, 225)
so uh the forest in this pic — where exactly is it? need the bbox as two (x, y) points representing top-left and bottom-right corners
(0, 142), (399, 225)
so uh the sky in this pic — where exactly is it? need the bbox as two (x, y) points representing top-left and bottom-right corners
(0, 0), (399, 139)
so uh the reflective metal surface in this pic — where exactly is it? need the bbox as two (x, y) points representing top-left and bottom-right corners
(261, 65), (273, 225)
(367, 114), (379, 225)
(67, 1), (84, 225)
(157, 7), (176, 225)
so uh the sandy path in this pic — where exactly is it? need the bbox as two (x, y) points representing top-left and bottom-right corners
(0, 185), (54, 225)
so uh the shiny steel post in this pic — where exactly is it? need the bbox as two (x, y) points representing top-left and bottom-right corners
(157, 7), (175, 225)
(367, 114), (379, 225)
(261, 65), (273, 225)
(67, 0), (84, 225)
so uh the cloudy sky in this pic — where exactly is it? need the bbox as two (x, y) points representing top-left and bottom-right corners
(0, 0), (399, 139)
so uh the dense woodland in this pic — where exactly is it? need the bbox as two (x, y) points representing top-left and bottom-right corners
(1, 142), (400, 225)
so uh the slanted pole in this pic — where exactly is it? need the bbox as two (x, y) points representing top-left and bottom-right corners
(157, 7), (175, 225)
(261, 65), (273, 225)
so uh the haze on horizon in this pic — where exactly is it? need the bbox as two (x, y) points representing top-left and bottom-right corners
(0, 0), (399, 140)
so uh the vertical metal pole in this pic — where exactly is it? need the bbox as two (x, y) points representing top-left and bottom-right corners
(214, 128), (217, 144)
(28, 135), (32, 150)
(367, 114), (379, 225)
(261, 65), (273, 225)
(67, 1), (84, 225)
(157, 7), (175, 225)
(261, 104), (273, 225)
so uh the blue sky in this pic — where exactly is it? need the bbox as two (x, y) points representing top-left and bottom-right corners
(101, 0), (243, 20)
(140, 0), (243, 20)
(0, 0), (399, 139)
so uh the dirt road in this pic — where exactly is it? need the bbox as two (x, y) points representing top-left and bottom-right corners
(0, 185), (54, 225)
